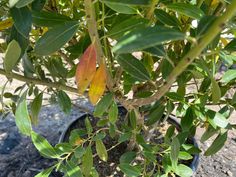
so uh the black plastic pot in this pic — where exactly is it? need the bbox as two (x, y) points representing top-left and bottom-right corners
(59, 107), (199, 176)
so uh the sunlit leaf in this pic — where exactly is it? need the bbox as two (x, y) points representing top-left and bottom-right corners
(96, 139), (108, 162)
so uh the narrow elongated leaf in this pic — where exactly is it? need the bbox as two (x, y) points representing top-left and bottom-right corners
(207, 110), (228, 128)
(35, 166), (54, 177)
(170, 137), (180, 168)
(146, 104), (165, 125)
(167, 3), (205, 20)
(76, 44), (96, 94)
(96, 139), (108, 162)
(204, 132), (227, 156)
(113, 26), (185, 54)
(4, 40), (21, 73)
(119, 163), (141, 177)
(15, 94), (32, 136)
(32, 10), (72, 27)
(116, 54), (150, 81)
(30, 92), (43, 125)
(0, 18), (13, 31)
(57, 90), (71, 114)
(211, 79), (221, 104)
(101, 0), (150, 5)
(10, 7), (32, 38)
(16, 0), (34, 8)
(31, 131), (59, 158)
(108, 101), (118, 124)
(221, 70), (236, 83)
(155, 9), (180, 27)
(129, 110), (137, 129)
(120, 152), (136, 164)
(82, 146), (93, 176)
(85, 117), (93, 135)
(62, 161), (82, 177)
(35, 21), (79, 55)
(89, 64), (107, 105)
(181, 107), (194, 131)
(224, 39), (236, 51)
(104, 2), (136, 14)
(94, 93), (113, 117)
(201, 126), (218, 143)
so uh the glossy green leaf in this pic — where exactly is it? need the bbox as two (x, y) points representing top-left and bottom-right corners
(94, 93), (113, 117)
(116, 54), (150, 81)
(224, 39), (236, 52)
(119, 163), (141, 177)
(35, 21), (79, 55)
(32, 10), (72, 27)
(104, 2), (136, 14)
(181, 107), (194, 131)
(170, 137), (180, 168)
(9, 0), (20, 7)
(57, 90), (71, 114)
(207, 110), (229, 129)
(85, 117), (93, 135)
(167, 3), (205, 20)
(35, 166), (54, 177)
(108, 101), (118, 124)
(4, 40), (21, 73)
(178, 151), (192, 160)
(221, 70), (236, 83)
(155, 9), (180, 27)
(96, 139), (108, 162)
(119, 152), (136, 164)
(113, 26), (185, 54)
(15, 93), (32, 136)
(31, 131), (59, 158)
(82, 146), (93, 176)
(204, 132), (227, 156)
(101, 0), (150, 5)
(16, 0), (34, 8)
(211, 79), (221, 104)
(30, 92), (43, 125)
(146, 104), (165, 125)
(175, 164), (193, 177)
(62, 161), (82, 177)
(10, 7), (32, 38)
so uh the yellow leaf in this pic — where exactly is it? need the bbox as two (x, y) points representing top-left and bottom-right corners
(0, 18), (13, 31)
(89, 64), (107, 105)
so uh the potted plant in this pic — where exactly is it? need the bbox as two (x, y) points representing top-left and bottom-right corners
(0, 0), (236, 176)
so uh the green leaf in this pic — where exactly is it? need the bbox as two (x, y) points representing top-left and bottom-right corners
(94, 93), (113, 117)
(31, 131), (59, 158)
(35, 21), (79, 56)
(178, 151), (192, 160)
(170, 137), (180, 169)
(113, 26), (185, 54)
(155, 9), (180, 27)
(10, 7), (32, 38)
(119, 152), (136, 164)
(82, 146), (93, 177)
(104, 2), (137, 14)
(35, 166), (54, 177)
(9, 0), (20, 7)
(221, 70), (236, 83)
(175, 164), (193, 177)
(119, 132), (132, 143)
(108, 17), (148, 39)
(201, 126), (218, 143)
(95, 139), (108, 162)
(119, 163), (141, 177)
(211, 79), (221, 104)
(207, 110), (229, 129)
(108, 101), (118, 124)
(16, 0), (34, 8)
(101, 0), (150, 5)
(167, 3), (205, 20)
(30, 92), (43, 125)
(116, 54), (150, 81)
(204, 132), (227, 156)
(32, 10), (72, 27)
(224, 39), (236, 52)
(62, 161), (82, 177)
(129, 110), (137, 129)
(57, 90), (71, 114)
(146, 104), (165, 126)
(181, 107), (194, 131)
(15, 93), (32, 136)
(4, 40), (21, 73)
(85, 117), (93, 135)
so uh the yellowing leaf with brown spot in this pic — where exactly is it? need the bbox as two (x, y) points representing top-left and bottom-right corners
(76, 44), (97, 94)
(0, 18), (13, 31)
(89, 64), (107, 105)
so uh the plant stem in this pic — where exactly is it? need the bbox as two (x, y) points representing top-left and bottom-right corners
(0, 68), (78, 94)
(146, 0), (159, 20)
(130, 0), (236, 107)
